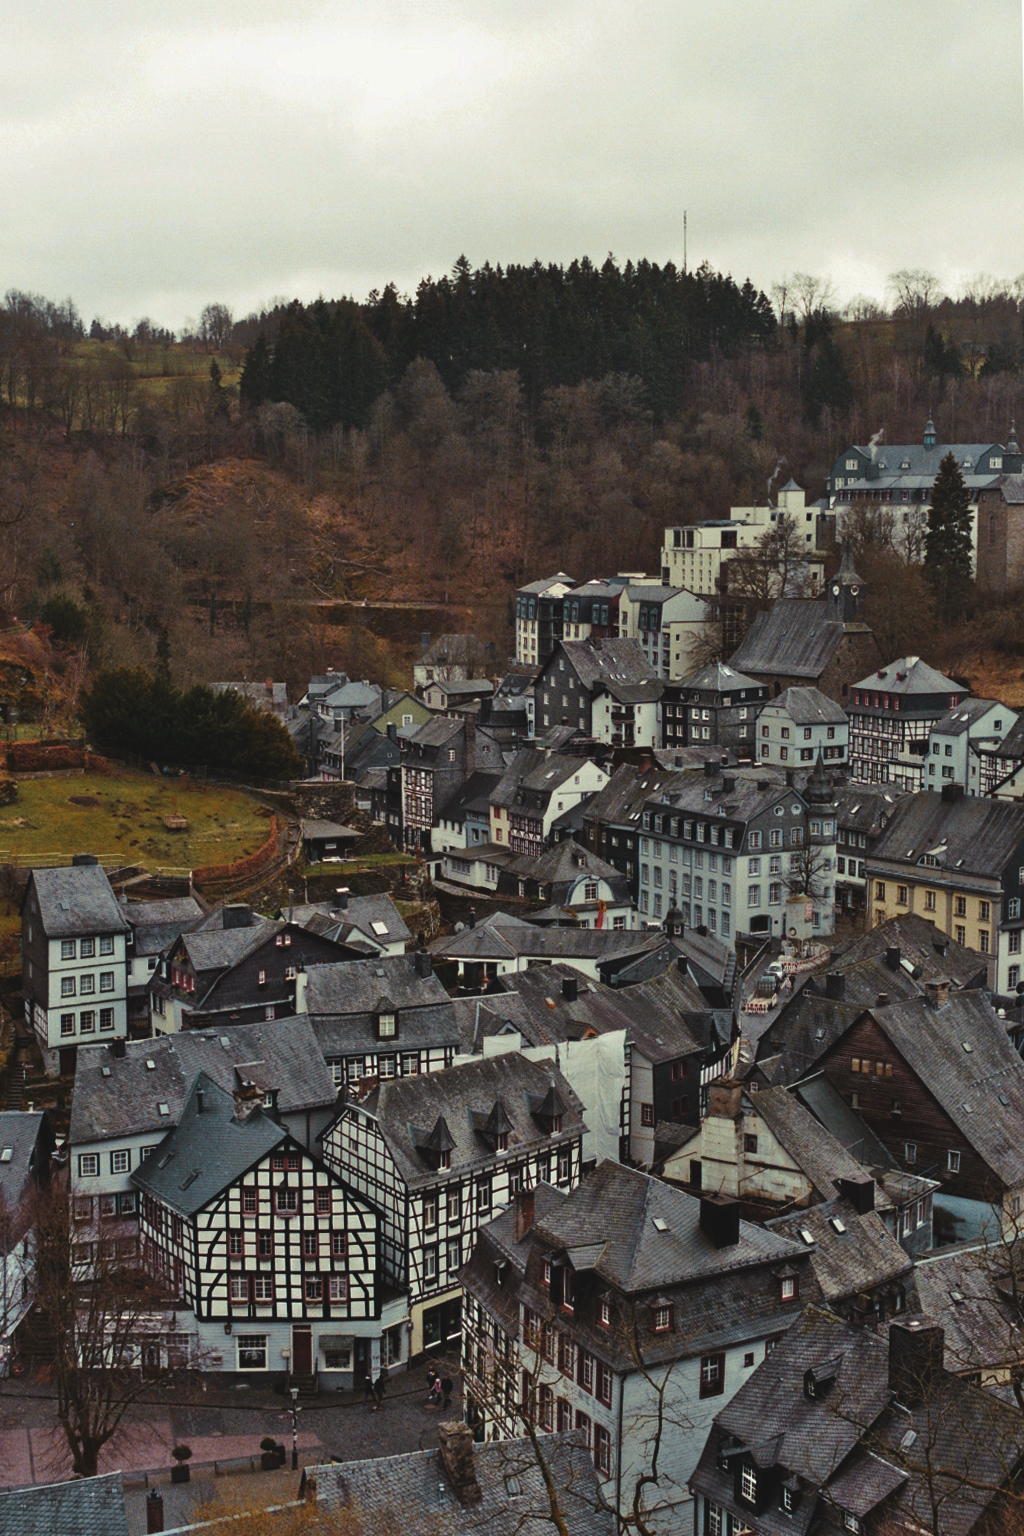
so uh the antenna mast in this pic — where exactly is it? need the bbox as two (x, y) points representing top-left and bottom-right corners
(683, 210), (687, 275)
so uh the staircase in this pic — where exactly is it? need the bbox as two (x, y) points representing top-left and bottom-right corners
(290, 1369), (319, 1398)
(4, 1060), (26, 1111)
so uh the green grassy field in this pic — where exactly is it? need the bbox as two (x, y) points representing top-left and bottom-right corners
(0, 772), (271, 873)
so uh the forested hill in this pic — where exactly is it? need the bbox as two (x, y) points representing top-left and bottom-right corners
(238, 257), (777, 428)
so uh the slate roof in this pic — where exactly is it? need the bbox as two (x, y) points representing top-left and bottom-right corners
(501, 838), (624, 887)
(678, 660), (765, 694)
(0, 1111), (47, 1212)
(929, 698), (1008, 737)
(819, 913), (988, 991)
(305, 1434), (614, 1536)
(302, 955), (459, 1058)
(584, 761), (693, 830)
(868, 990), (1024, 1187)
(489, 748), (595, 809)
(647, 764), (793, 828)
(793, 1074), (899, 1170)
(557, 638), (659, 695)
(431, 922), (664, 969)
(175, 922), (273, 975)
(68, 1017), (337, 1145)
(869, 792), (1024, 881)
(407, 716), (464, 749)
(768, 686), (848, 726)
(0, 1471), (128, 1536)
(131, 1072), (285, 1216)
(748, 1087), (893, 1208)
(493, 962), (705, 1058)
(438, 771), (503, 823)
(350, 1053), (586, 1190)
(26, 864), (130, 938)
(729, 598), (869, 681)
(911, 1245), (1023, 1376)
(993, 473), (1024, 505)
(531, 1159), (806, 1293)
(766, 1196), (911, 1303)
(517, 573), (575, 596)
(427, 677), (494, 698)
(851, 655), (960, 697)
(834, 783), (909, 838)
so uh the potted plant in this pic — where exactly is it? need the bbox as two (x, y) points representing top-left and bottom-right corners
(260, 1436), (282, 1472)
(171, 1445), (192, 1484)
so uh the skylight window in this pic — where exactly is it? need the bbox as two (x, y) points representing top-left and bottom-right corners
(652, 1216), (668, 1232)
(830, 1217), (847, 1234)
(0, 1148), (11, 1164)
(799, 1227), (814, 1245)
(370, 921), (390, 936)
(158, 1103), (170, 1116)
(146, 1060), (156, 1071)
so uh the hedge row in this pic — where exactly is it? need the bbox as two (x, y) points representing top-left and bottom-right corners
(192, 816), (279, 886)
(1, 743), (114, 774)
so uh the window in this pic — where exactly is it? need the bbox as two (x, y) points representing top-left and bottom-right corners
(316, 1190), (331, 1215)
(377, 1010), (396, 1038)
(447, 1238), (462, 1272)
(229, 1276), (249, 1302)
(257, 1232), (273, 1257)
(242, 1188), (258, 1215)
(237, 1335), (268, 1370)
(424, 1247), (438, 1282)
(79, 1010), (95, 1033)
(594, 1424), (612, 1476)
(78, 1153), (99, 1178)
(305, 1277), (323, 1301)
(423, 1196), (438, 1230)
(641, 1103), (654, 1127)
(741, 1465), (758, 1504)
(61, 976), (76, 998)
(302, 1232), (318, 1258)
(80, 974), (95, 996)
(447, 1190), (461, 1223)
(61, 939), (76, 960)
(99, 1008), (114, 1031)
(99, 972), (115, 993)
(100, 935), (114, 955)
(596, 1359), (613, 1405)
(955, 896), (967, 917)
(228, 1231), (244, 1258)
(599, 1297), (611, 1328)
(980, 930), (990, 954)
(276, 1187), (298, 1214)
(1010, 899), (1022, 920)
(329, 1275), (349, 1302)
(110, 1149), (130, 1175)
(897, 886), (908, 905)
(948, 1150), (961, 1173)
(955, 925), (967, 947)
(925, 890), (936, 912)
(780, 1275), (798, 1301)
(575, 1410), (592, 1449)
(253, 1276), (274, 1302)
(477, 1178), (492, 1214)
(60, 1013), (76, 1037)
(700, 1353), (725, 1397)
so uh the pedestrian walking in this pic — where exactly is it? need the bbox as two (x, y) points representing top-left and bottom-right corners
(441, 1374), (454, 1412)
(427, 1374), (443, 1409)
(373, 1366), (388, 1410)
(362, 1369), (375, 1407)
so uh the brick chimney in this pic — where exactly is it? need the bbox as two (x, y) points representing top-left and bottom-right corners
(437, 1421), (482, 1506)
(925, 981), (950, 1010)
(838, 1174), (874, 1214)
(825, 973), (846, 1000)
(512, 1187), (535, 1242)
(885, 946), (901, 972)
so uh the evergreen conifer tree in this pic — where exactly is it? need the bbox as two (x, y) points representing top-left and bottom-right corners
(924, 451), (974, 619)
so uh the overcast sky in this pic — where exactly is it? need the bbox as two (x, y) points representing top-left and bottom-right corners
(3, 0), (1022, 331)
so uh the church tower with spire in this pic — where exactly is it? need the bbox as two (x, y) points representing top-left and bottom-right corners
(826, 541), (864, 624)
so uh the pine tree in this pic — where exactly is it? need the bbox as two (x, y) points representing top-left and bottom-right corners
(924, 451), (974, 619)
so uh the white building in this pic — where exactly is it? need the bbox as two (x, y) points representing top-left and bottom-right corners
(616, 585), (714, 681)
(756, 687), (849, 770)
(21, 860), (131, 1076)
(924, 698), (1018, 796)
(461, 1167), (816, 1533)
(661, 482), (824, 598)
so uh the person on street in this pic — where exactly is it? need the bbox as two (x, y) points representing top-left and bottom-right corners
(427, 1373), (443, 1409)
(363, 1369), (375, 1407)
(373, 1366), (388, 1410)
(441, 1374), (454, 1412)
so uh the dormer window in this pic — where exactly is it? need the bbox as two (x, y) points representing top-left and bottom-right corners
(780, 1274), (798, 1301)
(560, 1266), (575, 1314)
(599, 1296), (611, 1328)
(780, 1484), (798, 1516)
(843, 1515), (861, 1533)
(741, 1464), (757, 1504)
(377, 1010), (396, 1039)
(653, 1303), (673, 1333)
(496, 1132), (509, 1152)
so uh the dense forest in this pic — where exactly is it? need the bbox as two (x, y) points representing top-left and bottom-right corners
(0, 262), (1022, 713)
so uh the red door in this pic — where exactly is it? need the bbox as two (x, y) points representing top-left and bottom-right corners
(292, 1326), (312, 1373)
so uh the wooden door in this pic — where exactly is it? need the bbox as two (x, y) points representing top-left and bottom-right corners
(292, 1326), (312, 1373)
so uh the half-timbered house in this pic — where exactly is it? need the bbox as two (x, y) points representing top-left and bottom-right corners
(132, 1072), (400, 1388)
(320, 1054), (585, 1357)
(68, 1019), (340, 1280)
(296, 952), (461, 1090)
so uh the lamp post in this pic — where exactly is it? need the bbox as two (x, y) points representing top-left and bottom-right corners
(289, 1385), (300, 1470)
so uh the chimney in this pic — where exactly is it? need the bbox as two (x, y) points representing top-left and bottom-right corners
(111, 1038), (127, 1059)
(561, 975), (578, 1003)
(415, 950), (432, 979)
(704, 760), (718, 778)
(287, 887), (294, 922)
(421, 632), (432, 654)
(146, 1490), (165, 1534)
(699, 1193), (741, 1249)
(512, 1188), (536, 1242)
(196, 1086), (205, 1115)
(334, 887), (350, 911)
(876, 993), (890, 1008)
(925, 980), (950, 1011)
(437, 1421), (482, 1507)
(824, 973), (845, 1001)
(707, 1083), (742, 1119)
(785, 769), (795, 788)
(387, 723), (397, 742)
(223, 904), (253, 930)
(885, 946), (900, 972)
(941, 783), (964, 802)
(233, 1083), (263, 1122)
(294, 968), (308, 1014)
(722, 775), (736, 794)
(468, 907), (476, 930)
(838, 1174), (874, 1214)
(889, 1320), (945, 1407)
(265, 678), (274, 694)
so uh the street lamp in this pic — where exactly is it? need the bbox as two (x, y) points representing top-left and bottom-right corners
(289, 1385), (301, 1470)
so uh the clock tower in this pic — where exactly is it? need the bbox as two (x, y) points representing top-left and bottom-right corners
(826, 541), (864, 624)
